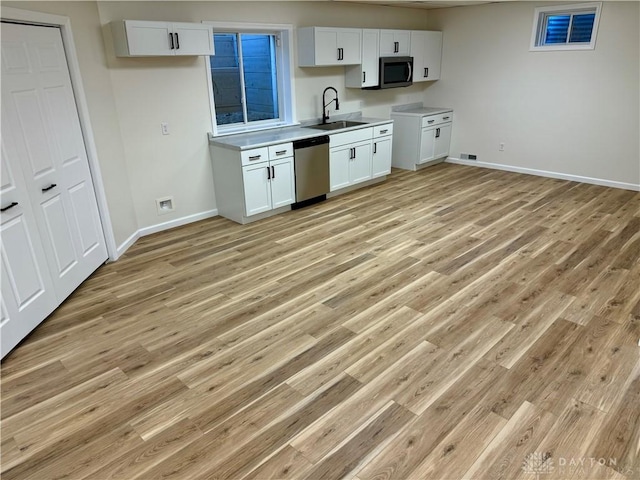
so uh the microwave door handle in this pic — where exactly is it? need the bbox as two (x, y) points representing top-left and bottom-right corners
(406, 61), (412, 82)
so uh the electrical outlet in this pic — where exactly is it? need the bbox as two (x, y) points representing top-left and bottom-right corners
(156, 196), (174, 215)
(499, 142), (505, 151)
(161, 122), (170, 135)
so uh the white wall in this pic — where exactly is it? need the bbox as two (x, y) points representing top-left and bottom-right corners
(96, 1), (431, 232)
(423, 1), (640, 188)
(2, 1), (139, 248)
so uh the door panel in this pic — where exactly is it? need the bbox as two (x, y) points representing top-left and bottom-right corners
(40, 193), (77, 275)
(270, 158), (295, 209)
(372, 137), (392, 178)
(420, 127), (436, 164)
(11, 89), (56, 179)
(172, 23), (214, 56)
(330, 147), (350, 192)
(125, 21), (173, 56)
(339, 30), (361, 64)
(434, 124), (452, 159)
(315, 29), (339, 65)
(350, 143), (372, 185)
(68, 181), (102, 255)
(242, 163), (272, 216)
(2, 215), (52, 307)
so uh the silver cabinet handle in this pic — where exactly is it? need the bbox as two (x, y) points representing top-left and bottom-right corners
(380, 129), (388, 134)
(249, 155), (261, 161)
(443, 116), (450, 120)
(428, 119), (435, 124)
(275, 150), (287, 155)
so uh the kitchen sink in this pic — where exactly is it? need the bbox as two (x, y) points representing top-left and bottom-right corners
(308, 120), (368, 131)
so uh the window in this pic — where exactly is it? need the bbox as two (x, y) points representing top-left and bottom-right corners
(530, 3), (602, 51)
(205, 22), (296, 135)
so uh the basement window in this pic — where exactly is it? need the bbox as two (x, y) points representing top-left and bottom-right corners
(204, 22), (296, 136)
(530, 3), (602, 51)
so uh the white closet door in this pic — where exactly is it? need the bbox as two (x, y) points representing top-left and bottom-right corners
(1, 23), (107, 303)
(0, 137), (58, 357)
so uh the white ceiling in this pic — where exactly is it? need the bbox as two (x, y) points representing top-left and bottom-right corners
(334, 0), (493, 9)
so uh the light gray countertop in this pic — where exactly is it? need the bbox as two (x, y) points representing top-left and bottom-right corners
(390, 105), (453, 117)
(208, 115), (393, 151)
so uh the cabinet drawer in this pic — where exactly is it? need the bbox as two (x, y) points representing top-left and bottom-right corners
(421, 112), (452, 128)
(241, 147), (270, 166)
(373, 123), (393, 138)
(268, 142), (293, 160)
(330, 127), (373, 148)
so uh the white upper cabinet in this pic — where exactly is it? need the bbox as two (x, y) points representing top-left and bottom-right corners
(298, 27), (362, 66)
(379, 29), (411, 56)
(410, 30), (442, 82)
(345, 29), (380, 88)
(111, 20), (214, 57)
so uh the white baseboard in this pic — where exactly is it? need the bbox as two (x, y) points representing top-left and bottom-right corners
(114, 230), (140, 261)
(446, 158), (640, 191)
(114, 209), (218, 260)
(138, 209), (219, 237)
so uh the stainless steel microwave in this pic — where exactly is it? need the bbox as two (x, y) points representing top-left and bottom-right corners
(366, 56), (413, 89)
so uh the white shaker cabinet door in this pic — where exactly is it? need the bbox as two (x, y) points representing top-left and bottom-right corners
(125, 21), (173, 56)
(372, 137), (392, 178)
(172, 22), (214, 56)
(330, 147), (351, 192)
(434, 124), (452, 159)
(420, 127), (436, 164)
(350, 143), (372, 185)
(270, 157), (295, 209)
(243, 163), (272, 216)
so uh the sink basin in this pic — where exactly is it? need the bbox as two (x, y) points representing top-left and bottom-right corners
(308, 120), (367, 131)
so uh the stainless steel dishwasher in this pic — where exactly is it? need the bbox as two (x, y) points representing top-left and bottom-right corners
(292, 135), (330, 209)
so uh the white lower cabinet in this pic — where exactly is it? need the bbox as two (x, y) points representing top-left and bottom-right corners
(211, 123), (394, 224)
(391, 110), (453, 171)
(330, 141), (372, 191)
(211, 142), (295, 224)
(329, 127), (375, 192)
(242, 157), (294, 216)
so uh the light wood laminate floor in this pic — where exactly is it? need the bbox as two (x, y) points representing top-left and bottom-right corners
(2, 164), (639, 480)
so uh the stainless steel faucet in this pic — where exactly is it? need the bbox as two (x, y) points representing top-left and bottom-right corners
(322, 87), (339, 124)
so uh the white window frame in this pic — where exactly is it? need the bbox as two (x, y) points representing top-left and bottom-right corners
(530, 2), (602, 52)
(203, 21), (297, 136)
